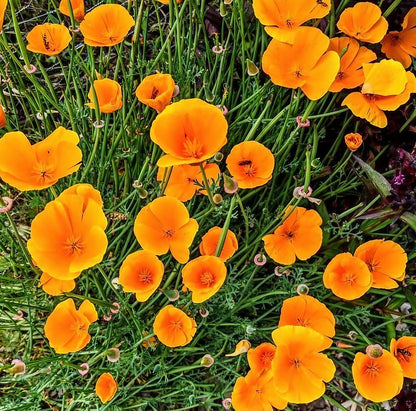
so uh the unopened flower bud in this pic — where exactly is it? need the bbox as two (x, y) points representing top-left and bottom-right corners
(366, 344), (383, 359)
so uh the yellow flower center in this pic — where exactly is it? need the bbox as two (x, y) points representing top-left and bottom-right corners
(200, 271), (215, 287)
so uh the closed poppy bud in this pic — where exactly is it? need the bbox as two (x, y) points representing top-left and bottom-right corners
(226, 340), (251, 357)
(27, 23), (72, 56)
(0, 105), (6, 128)
(95, 372), (118, 403)
(344, 133), (363, 151)
(86, 79), (122, 113)
(59, 0), (84, 22)
(0, 0), (7, 33)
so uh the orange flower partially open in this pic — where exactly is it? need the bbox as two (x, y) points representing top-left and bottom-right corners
(226, 340), (251, 357)
(0, 105), (6, 128)
(354, 239), (407, 289)
(352, 349), (403, 402)
(337, 2), (388, 44)
(95, 373), (118, 403)
(263, 206), (323, 265)
(344, 133), (363, 151)
(136, 73), (175, 113)
(262, 27), (340, 101)
(181, 256), (227, 303)
(27, 184), (107, 280)
(59, 0), (84, 22)
(39, 272), (75, 296)
(134, 196), (198, 264)
(27, 23), (72, 56)
(150, 98), (228, 167)
(0, 0), (6, 33)
(44, 298), (98, 354)
(119, 250), (164, 302)
(0, 127), (82, 191)
(86, 79), (122, 113)
(80, 4), (134, 47)
(247, 342), (276, 374)
(199, 226), (238, 262)
(390, 336), (416, 378)
(271, 325), (335, 403)
(153, 305), (196, 347)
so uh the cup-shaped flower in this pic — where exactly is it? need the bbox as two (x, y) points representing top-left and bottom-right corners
(390, 336), (416, 378)
(27, 184), (107, 280)
(263, 206), (323, 265)
(80, 4), (134, 47)
(153, 305), (197, 347)
(136, 73), (175, 112)
(181, 256), (227, 303)
(226, 141), (275, 189)
(354, 239), (407, 289)
(344, 133), (363, 152)
(39, 272), (75, 296)
(337, 2), (388, 43)
(262, 27), (340, 101)
(352, 349), (403, 402)
(133, 196), (198, 264)
(44, 298), (98, 354)
(0, 0), (7, 33)
(0, 105), (6, 128)
(119, 250), (164, 302)
(199, 227), (238, 262)
(59, 0), (84, 22)
(323, 253), (372, 300)
(271, 325), (335, 404)
(247, 342), (276, 374)
(86, 79), (122, 114)
(27, 23), (72, 56)
(95, 372), (118, 403)
(150, 98), (228, 167)
(0, 127), (82, 191)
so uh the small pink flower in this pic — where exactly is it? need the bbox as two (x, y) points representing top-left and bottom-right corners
(292, 185), (321, 205)
(0, 197), (13, 213)
(106, 347), (120, 363)
(10, 359), (26, 375)
(103, 314), (112, 322)
(222, 398), (232, 409)
(200, 354), (214, 367)
(110, 302), (120, 314)
(254, 253), (266, 266)
(199, 307), (209, 318)
(296, 116), (310, 127)
(78, 362), (90, 376)
(274, 267), (283, 277)
(212, 45), (225, 54)
(13, 310), (24, 320)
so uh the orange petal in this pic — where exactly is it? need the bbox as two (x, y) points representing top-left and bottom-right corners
(226, 339), (251, 357)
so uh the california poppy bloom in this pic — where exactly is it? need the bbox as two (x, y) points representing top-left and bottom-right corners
(0, 127), (82, 191)
(26, 23), (72, 56)
(59, 0), (84, 22)
(39, 272), (75, 296)
(150, 98), (228, 167)
(354, 239), (407, 289)
(181, 256), (227, 303)
(135, 73), (175, 113)
(352, 348), (403, 402)
(153, 305), (197, 347)
(86, 79), (123, 114)
(156, 0), (182, 4)
(119, 250), (164, 302)
(27, 184), (107, 280)
(133, 196), (198, 264)
(390, 336), (416, 378)
(344, 133), (363, 152)
(262, 27), (340, 101)
(323, 253), (372, 300)
(337, 2), (388, 44)
(44, 298), (98, 354)
(226, 141), (274, 189)
(95, 373), (118, 403)
(199, 226), (238, 262)
(80, 4), (135, 47)
(0, 105), (6, 128)
(381, 8), (416, 69)
(247, 342), (276, 374)
(263, 206), (323, 265)
(271, 325), (335, 403)
(0, 0), (7, 33)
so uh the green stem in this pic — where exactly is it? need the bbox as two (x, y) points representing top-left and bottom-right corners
(9, 0), (31, 68)
(215, 195), (237, 257)
(383, 0), (402, 18)
(199, 164), (216, 208)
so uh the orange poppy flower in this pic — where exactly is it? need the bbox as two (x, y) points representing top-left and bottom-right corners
(0, 105), (6, 128)
(80, 4), (135, 47)
(381, 8), (416, 68)
(247, 342), (276, 374)
(0, 0), (7, 33)
(133, 196), (198, 264)
(278, 295), (335, 343)
(39, 272), (75, 296)
(153, 305), (197, 347)
(199, 226), (238, 262)
(95, 373), (118, 403)
(231, 370), (288, 411)
(337, 2), (388, 44)
(150, 98), (228, 167)
(263, 206), (323, 265)
(0, 127), (82, 191)
(271, 325), (335, 403)
(157, 162), (220, 202)
(390, 336), (416, 378)
(262, 27), (340, 101)
(27, 184), (107, 280)
(328, 37), (376, 93)
(157, 0), (182, 4)
(26, 23), (72, 56)
(86, 79), (122, 114)
(323, 253), (372, 300)
(181, 256), (227, 303)
(252, 0), (331, 41)
(44, 298), (98, 354)
(344, 132), (363, 151)
(226, 141), (274, 189)
(59, 0), (84, 22)
(119, 250), (164, 302)
(135, 73), (175, 113)
(342, 59), (416, 128)
(354, 239), (407, 289)
(352, 349), (403, 402)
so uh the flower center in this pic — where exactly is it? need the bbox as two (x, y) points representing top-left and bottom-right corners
(164, 229), (175, 239)
(261, 351), (274, 365)
(200, 271), (215, 287)
(169, 320), (183, 331)
(139, 268), (153, 284)
(64, 237), (83, 255)
(183, 133), (204, 159)
(364, 362), (380, 377)
(344, 272), (357, 285)
(397, 348), (412, 362)
(292, 358), (301, 368)
(151, 87), (160, 99)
